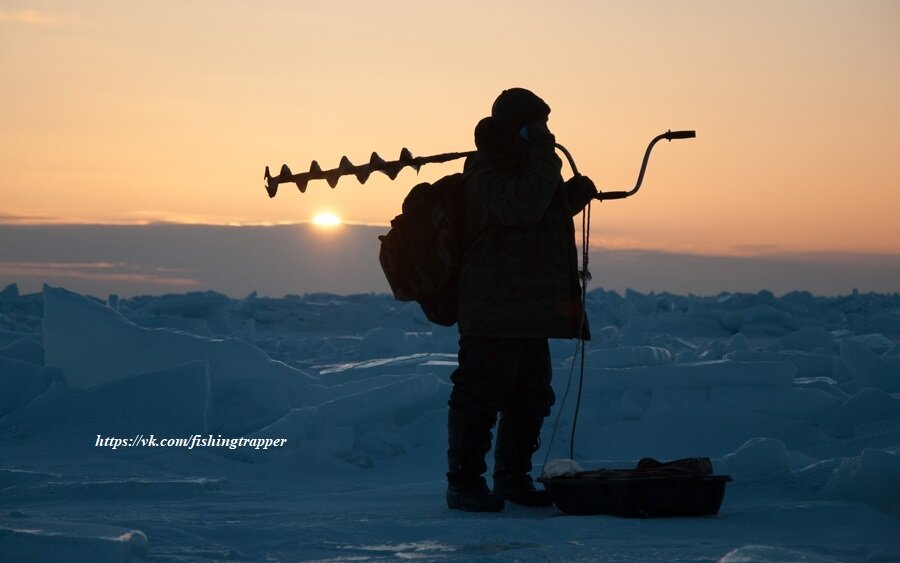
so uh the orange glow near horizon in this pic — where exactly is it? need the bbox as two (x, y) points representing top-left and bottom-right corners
(2, 1), (899, 257)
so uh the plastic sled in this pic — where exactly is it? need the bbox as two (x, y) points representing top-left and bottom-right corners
(539, 457), (732, 517)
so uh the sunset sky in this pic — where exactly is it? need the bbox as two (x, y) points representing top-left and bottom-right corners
(2, 1), (898, 257)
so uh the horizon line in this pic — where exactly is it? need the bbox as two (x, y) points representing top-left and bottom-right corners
(2, 218), (899, 260)
(0, 216), (392, 229)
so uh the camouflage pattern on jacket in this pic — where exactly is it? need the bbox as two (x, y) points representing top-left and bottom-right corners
(457, 136), (588, 339)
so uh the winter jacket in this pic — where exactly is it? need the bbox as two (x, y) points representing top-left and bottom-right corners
(456, 129), (590, 339)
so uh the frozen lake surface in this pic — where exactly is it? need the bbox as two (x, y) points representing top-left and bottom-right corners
(1, 283), (899, 561)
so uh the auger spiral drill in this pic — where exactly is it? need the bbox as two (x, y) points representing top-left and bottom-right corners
(263, 130), (695, 201)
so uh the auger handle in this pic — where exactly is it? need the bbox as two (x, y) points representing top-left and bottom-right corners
(592, 129), (696, 201)
(665, 130), (696, 140)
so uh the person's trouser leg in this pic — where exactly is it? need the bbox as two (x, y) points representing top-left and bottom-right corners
(445, 406), (503, 511)
(492, 338), (554, 506)
(446, 336), (554, 510)
(445, 334), (509, 511)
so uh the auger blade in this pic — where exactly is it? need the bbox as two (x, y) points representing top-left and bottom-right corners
(397, 147), (422, 173)
(338, 155), (354, 173)
(356, 167), (372, 184)
(263, 147), (477, 197)
(382, 162), (404, 180)
(324, 170), (341, 188)
(276, 163), (307, 193)
(324, 156), (355, 188)
(264, 166), (278, 198)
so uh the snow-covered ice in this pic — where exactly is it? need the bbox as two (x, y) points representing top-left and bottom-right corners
(1, 283), (899, 561)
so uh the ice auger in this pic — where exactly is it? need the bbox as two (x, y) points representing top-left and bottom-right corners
(263, 130), (695, 201)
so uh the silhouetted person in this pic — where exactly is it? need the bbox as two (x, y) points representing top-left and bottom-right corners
(447, 88), (596, 511)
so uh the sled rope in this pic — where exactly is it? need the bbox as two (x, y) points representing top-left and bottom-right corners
(569, 199), (592, 459)
(541, 129), (695, 469)
(542, 151), (593, 468)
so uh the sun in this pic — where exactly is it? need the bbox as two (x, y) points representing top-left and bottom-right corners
(312, 213), (342, 228)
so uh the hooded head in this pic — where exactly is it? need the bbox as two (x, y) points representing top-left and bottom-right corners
(490, 88), (551, 136)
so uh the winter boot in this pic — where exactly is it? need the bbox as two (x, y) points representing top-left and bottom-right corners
(446, 476), (504, 512)
(492, 411), (552, 507)
(446, 407), (504, 512)
(492, 473), (551, 507)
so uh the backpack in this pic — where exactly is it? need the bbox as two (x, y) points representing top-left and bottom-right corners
(378, 173), (465, 326)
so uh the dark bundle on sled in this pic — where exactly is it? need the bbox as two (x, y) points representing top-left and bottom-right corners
(539, 457), (732, 517)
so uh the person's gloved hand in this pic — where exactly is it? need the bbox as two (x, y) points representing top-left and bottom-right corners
(566, 175), (598, 210)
